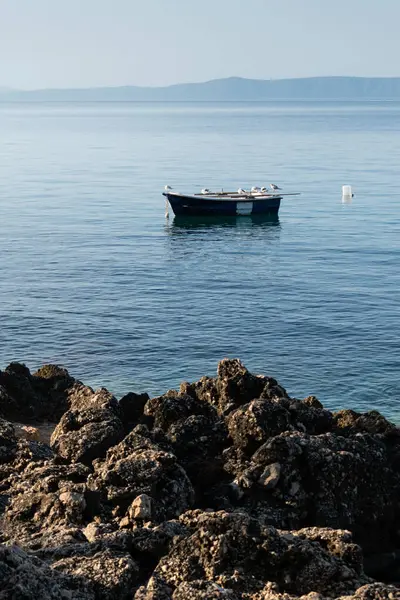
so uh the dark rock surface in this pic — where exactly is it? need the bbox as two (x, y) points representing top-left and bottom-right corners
(50, 387), (125, 465)
(0, 363), (75, 423)
(88, 424), (195, 523)
(0, 358), (399, 599)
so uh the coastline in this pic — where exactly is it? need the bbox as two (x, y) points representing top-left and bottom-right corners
(0, 358), (399, 598)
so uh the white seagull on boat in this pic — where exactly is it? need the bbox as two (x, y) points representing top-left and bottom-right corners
(270, 183), (281, 191)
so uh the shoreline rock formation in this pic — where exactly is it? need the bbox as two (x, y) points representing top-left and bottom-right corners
(0, 359), (399, 599)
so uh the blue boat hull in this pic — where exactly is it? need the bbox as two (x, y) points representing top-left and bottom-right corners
(164, 193), (281, 217)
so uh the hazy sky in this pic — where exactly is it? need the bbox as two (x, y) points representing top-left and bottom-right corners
(1, 0), (399, 89)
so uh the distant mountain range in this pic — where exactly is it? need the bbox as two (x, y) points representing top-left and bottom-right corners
(2, 77), (400, 101)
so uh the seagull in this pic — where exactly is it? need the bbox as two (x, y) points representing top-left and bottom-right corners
(201, 188), (210, 194)
(251, 186), (261, 193)
(260, 187), (268, 193)
(237, 188), (247, 195)
(270, 183), (281, 191)
(164, 185), (172, 191)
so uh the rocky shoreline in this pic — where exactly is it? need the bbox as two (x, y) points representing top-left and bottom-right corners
(0, 359), (399, 599)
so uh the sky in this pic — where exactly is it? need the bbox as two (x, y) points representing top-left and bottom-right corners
(1, 0), (400, 89)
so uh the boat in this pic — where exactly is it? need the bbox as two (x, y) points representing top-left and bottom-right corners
(163, 185), (299, 217)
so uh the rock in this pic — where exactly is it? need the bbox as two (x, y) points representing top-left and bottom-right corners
(88, 425), (194, 522)
(119, 391), (150, 432)
(258, 462), (282, 489)
(333, 410), (399, 438)
(0, 418), (17, 464)
(1, 460), (91, 548)
(0, 421), (56, 521)
(146, 511), (371, 598)
(1, 358), (400, 598)
(182, 358), (289, 416)
(226, 400), (291, 454)
(287, 398), (333, 435)
(129, 494), (154, 520)
(143, 391), (228, 506)
(50, 388), (125, 465)
(0, 363), (42, 422)
(135, 573), (173, 600)
(0, 544), (95, 599)
(19, 425), (40, 441)
(339, 583), (400, 599)
(0, 362), (76, 423)
(363, 550), (400, 579)
(52, 548), (139, 600)
(172, 580), (241, 599)
(144, 392), (214, 431)
(66, 385), (117, 412)
(232, 429), (400, 553)
(248, 582), (400, 600)
(32, 364), (76, 419)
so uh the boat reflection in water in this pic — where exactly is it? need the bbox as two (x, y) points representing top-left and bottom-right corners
(167, 213), (281, 235)
(165, 214), (281, 260)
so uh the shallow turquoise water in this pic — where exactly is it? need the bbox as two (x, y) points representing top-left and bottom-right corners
(0, 101), (399, 419)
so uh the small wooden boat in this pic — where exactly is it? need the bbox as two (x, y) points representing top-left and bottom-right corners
(163, 185), (299, 217)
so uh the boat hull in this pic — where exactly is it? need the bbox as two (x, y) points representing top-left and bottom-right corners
(164, 192), (281, 217)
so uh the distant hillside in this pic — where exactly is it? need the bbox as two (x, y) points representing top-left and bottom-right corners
(2, 77), (400, 101)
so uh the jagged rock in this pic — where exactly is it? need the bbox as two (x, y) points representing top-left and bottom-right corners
(129, 494), (154, 521)
(135, 573), (173, 600)
(143, 511), (370, 598)
(0, 421), (56, 522)
(247, 582), (400, 600)
(226, 400), (291, 454)
(66, 385), (116, 412)
(286, 397), (333, 435)
(0, 418), (18, 464)
(258, 462), (282, 489)
(144, 393), (215, 431)
(1, 358), (400, 598)
(19, 425), (41, 441)
(0, 363), (76, 423)
(1, 460), (91, 548)
(339, 583), (400, 599)
(0, 363), (43, 422)
(0, 384), (17, 420)
(181, 358), (289, 416)
(143, 392), (228, 505)
(246, 431), (400, 553)
(119, 391), (150, 432)
(52, 548), (139, 600)
(333, 410), (399, 437)
(88, 425), (194, 522)
(172, 580), (241, 600)
(50, 388), (125, 465)
(0, 544), (95, 599)
(32, 364), (76, 418)
(81, 519), (188, 579)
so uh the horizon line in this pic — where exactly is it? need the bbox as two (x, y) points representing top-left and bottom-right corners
(4, 74), (400, 93)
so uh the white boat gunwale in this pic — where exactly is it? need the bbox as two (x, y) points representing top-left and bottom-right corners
(164, 190), (300, 202)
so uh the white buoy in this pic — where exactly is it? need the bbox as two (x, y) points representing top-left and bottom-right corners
(342, 185), (353, 198)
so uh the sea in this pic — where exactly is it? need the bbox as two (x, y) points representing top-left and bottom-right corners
(0, 101), (399, 421)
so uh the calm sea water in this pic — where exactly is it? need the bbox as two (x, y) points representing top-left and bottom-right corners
(0, 101), (399, 420)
